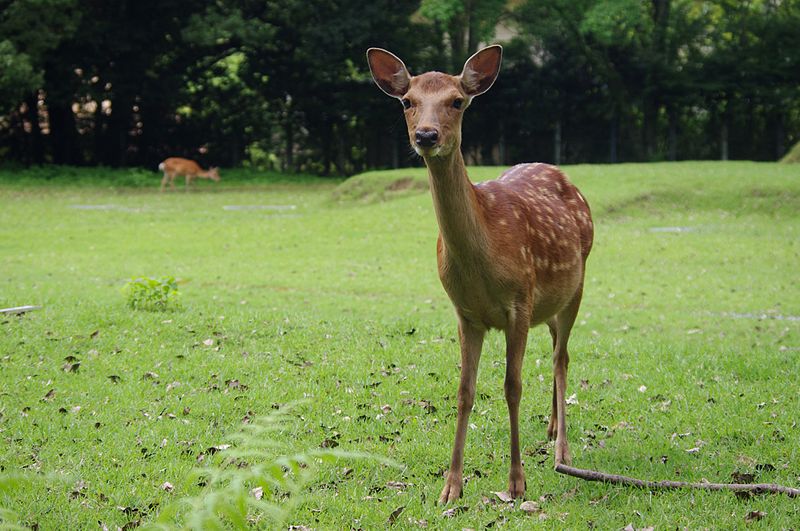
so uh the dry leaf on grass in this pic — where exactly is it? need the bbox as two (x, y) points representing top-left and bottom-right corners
(493, 491), (514, 503)
(387, 506), (405, 525)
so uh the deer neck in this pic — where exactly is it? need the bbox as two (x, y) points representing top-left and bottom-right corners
(425, 149), (488, 260)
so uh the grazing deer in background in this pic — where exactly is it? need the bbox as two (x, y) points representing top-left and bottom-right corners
(159, 157), (220, 191)
(367, 45), (594, 503)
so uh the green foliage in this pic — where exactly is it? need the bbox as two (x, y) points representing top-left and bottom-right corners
(0, 0), (799, 168)
(0, 40), (40, 110)
(0, 475), (25, 529)
(419, 0), (464, 22)
(122, 276), (181, 311)
(580, 0), (649, 45)
(149, 407), (394, 530)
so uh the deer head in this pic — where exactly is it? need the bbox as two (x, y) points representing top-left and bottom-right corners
(367, 46), (503, 159)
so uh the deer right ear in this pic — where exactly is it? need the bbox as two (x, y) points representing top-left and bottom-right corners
(367, 48), (411, 98)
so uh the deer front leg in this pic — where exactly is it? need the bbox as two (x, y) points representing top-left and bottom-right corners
(505, 314), (529, 498)
(439, 319), (484, 504)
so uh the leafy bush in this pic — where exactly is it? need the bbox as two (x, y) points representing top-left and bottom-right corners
(122, 276), (181, 311)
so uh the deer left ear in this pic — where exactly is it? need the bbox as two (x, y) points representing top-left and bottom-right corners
(460, 45), (502, 98)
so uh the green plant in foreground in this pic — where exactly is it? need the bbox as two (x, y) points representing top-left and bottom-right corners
(0, 475), (37, 530)
(122, 276), (181, 311)
(148, 407), (395, 530)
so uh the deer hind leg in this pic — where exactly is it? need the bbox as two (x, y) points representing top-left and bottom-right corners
(550, 284), (584, 467)
(504, 309), (530, 498)
(546, 320), (558, 441)
(439, 318), (484, 504)
(160, 172), (170, 192)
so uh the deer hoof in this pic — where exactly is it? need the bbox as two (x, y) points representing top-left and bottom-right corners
(546, 417), (557, 441)
(508, 469), (526, 498)
(554, 443), (572, 467)
(438, 476), (463, 504)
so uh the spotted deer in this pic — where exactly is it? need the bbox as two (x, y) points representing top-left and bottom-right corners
(367, 45), (594, 503)
(159, 157), (220, 191)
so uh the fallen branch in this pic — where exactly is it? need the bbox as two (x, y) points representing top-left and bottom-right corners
(0, 305), (42, 315)
(555, 464), (799, 498)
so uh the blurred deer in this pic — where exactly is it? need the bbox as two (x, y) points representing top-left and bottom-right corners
(159, 157), (220, 191)
(367, 45), (594, 503)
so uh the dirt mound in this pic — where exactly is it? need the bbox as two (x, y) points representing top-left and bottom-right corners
(333, 170), (428, 203)
(779, 141), (800, 163)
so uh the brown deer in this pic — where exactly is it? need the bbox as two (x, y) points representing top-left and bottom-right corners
(159, 157), (220, 191)
(367, 45), (593, 503)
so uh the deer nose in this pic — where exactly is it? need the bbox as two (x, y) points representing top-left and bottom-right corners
(415, 128), (439, 147)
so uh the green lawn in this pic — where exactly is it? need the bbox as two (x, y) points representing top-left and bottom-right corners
(1, 161), (799, 529)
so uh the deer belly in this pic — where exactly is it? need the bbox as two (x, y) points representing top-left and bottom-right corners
(530, 268), (582, 325)
(439, 273), (511, 330)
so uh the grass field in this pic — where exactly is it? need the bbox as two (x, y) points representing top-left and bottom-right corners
(1, 161), (799, 529)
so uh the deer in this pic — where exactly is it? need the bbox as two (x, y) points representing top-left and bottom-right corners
(158, 157), (220, 191)
(367, 45), (594, 503)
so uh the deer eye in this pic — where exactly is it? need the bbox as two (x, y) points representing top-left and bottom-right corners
(452, 98), (464, 110)
(401, 98), (412, 110)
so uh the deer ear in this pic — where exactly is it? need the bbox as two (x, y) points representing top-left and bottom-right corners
(367, 48), (411, 98)
(460, 45), (502, 98)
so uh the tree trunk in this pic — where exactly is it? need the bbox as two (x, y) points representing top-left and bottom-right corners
(609, 111), (618, 163)
(667, 105), (677, 161)
(335, 123), (347, 175)
(554, 119), (562, 165)
(284, 114), (294, 172)
(775, 111), (785, 160)
(642, 96), (658, 160)
(720, 122), (728, 161)
(48, 100), (80, 165)
(498, 126), (506, 166)
(106, 96), (132, 167)
(25, 92), (44, 164)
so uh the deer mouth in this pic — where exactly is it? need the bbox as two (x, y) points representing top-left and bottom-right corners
(414, 144), (443, 158)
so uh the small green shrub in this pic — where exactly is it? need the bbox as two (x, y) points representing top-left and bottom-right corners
(149, 406), (396, 530)
(122, 276), (181, 311)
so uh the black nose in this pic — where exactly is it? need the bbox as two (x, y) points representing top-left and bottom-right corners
(415, 129), (439, 147)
